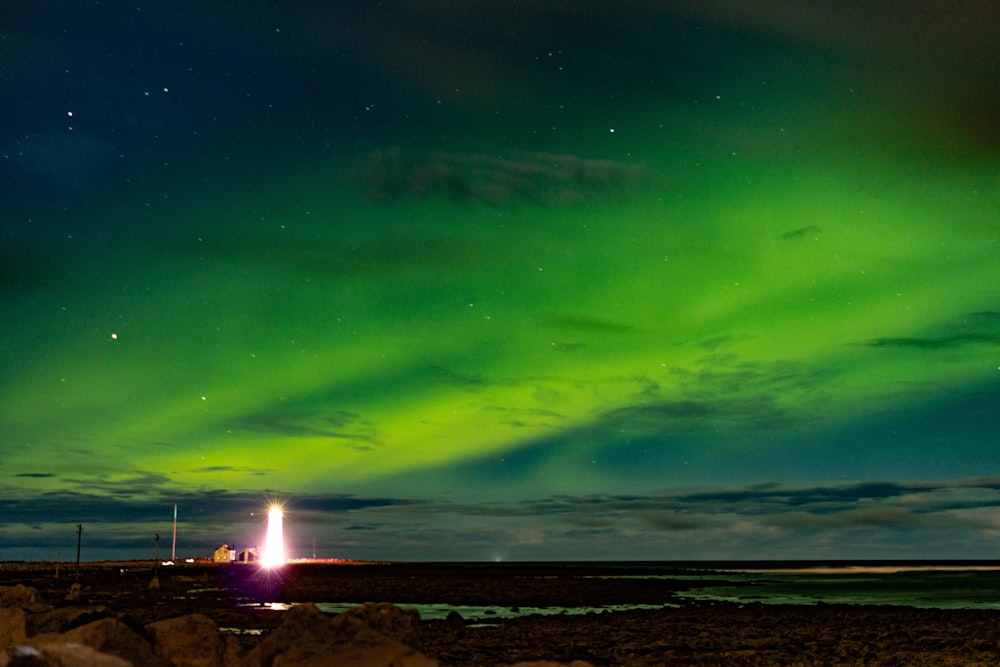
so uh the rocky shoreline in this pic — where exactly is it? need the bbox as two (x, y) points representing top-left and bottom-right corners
(2, 562), (998, 666)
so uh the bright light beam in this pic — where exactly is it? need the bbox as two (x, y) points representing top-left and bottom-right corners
(261, 505), (285, 567)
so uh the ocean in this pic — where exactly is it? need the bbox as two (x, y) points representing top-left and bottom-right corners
(662, 562), (1000, 610)
(301, 561), (1000, 620)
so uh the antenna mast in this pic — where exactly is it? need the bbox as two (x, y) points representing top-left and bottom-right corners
(171, 504), (177, 561)
(75, 523), (82, 580)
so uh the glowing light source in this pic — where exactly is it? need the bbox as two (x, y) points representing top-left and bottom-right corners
(261, 505), (285, 567)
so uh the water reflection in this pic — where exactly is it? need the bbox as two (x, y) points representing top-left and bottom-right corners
(240, 600), (676, 620)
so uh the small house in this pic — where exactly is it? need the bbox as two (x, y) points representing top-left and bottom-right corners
(237, 547), (259, 563)
(213, 544), (236, 563)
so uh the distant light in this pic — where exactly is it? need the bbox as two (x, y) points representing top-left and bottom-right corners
(261, 505), (286, 568)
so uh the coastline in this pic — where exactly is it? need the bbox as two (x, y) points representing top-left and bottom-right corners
(2, 561), (999, 665)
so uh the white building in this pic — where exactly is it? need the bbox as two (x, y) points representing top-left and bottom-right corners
(213, 544), (236, 563)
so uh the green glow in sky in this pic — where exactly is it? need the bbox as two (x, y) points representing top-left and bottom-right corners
(1, 1), (998, 561)
(5, 148), (995, 489)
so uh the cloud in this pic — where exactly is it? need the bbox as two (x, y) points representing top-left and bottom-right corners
(193, 466), (271, 476)
(232, 410), (381, 446)
(636, 511), (717, 531)
(293, 495), (413, 513)
(865, 310), (1000, 350)
(58, 471), (176, 497)
(866, 334), (1000, 349)
(349, 149), (654, 206)
(961, 477), (1000, 491)
(352, 479), (994, 533)
(673, 481), (938, 509)
(600, 394), (796, 438)
(332, 478), (1000, 559)
(547, 315), (639, 334)
(2, 477), (998, 561)
(781, 225), (822, 240)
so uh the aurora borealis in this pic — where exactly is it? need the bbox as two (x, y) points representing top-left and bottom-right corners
(2, 1), (998, 562)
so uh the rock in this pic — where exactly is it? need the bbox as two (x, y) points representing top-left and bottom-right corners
(243, 602), (325, 667)
(303, 644), (438, 667)
(244, 603), (438, 667)
(0, 609), (28, 648)
(0, 586), (40, 609)
(26, 607), (113, 637)
(340, 603), (423, 649)
(220, 635), (246, 667)
(147, 613), (223, 667)
(443, 610), (465, 638)
(32, 618), (170, 667)
(0, 642), (133, 667)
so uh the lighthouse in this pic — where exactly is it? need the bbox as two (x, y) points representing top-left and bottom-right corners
(261, 505), (286, 567)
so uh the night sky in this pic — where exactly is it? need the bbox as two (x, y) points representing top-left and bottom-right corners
(2, 1), (998, 562)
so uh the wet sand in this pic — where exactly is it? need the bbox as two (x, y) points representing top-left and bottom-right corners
(3, 561), (998, 665)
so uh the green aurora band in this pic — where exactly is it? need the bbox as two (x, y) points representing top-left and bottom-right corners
(4, 146), (996, 494)
(1, 1), (997, 560)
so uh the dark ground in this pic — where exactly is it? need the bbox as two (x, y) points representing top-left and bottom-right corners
(3, 561), (998, 666)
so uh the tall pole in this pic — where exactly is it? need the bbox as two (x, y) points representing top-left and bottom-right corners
(171, 504), (177, 561)
(150, 532), (161, 590)
(75, 523), (82, 581)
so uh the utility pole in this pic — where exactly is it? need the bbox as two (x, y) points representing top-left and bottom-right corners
(171, 504), (177, 561)
(150, 533), (161, 590)
(75, 524), (82, 581)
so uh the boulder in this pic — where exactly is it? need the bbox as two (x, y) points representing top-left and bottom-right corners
(340, 603), (423, 649)
(32, 618), (170, 667)
(147, 613), (223, 667)
(0, 642), (133, 667)
(0, 586), (40, 609)
(245, 603), (438, 667)
(26, 607), (113, 637)
(243, 603), (326, 667)
(294, 644), (438, 667)
(0, 609), (27, 649)
(63, 585), (81, 603)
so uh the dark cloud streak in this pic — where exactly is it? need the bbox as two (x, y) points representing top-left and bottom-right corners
(866, 334), (1000, 349)
(2, 478), (996, 560)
